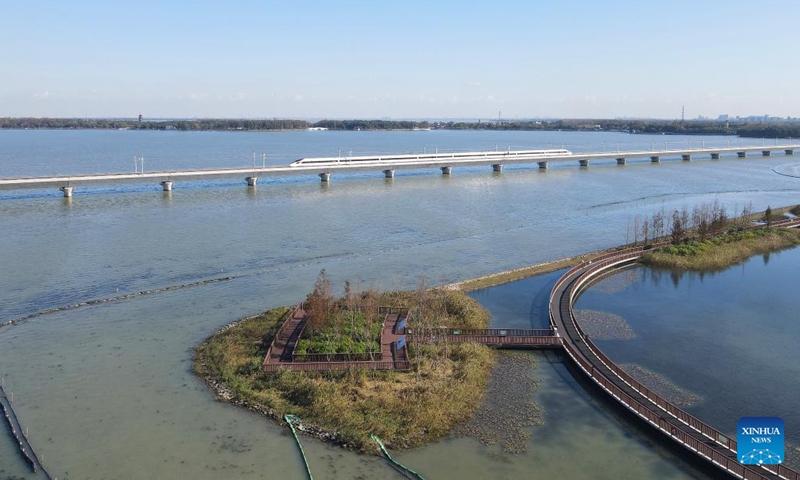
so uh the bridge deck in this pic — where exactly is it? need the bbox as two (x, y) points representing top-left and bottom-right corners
(3, 144), (799, 191)
(549, 246), (800, 480)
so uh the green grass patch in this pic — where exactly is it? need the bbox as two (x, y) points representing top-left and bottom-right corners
(295, 310), (381, 355)
(640, 228), (800, 271)
(194, 289), (494, 452)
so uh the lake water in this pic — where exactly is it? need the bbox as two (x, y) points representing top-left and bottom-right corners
(1, 129), (799, 479)
(576, 248), (800, 464)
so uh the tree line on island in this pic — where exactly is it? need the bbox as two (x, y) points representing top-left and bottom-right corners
(4, 116), (800, 138)
(632, 202), (800, 271)
(624, 200), (786, 246)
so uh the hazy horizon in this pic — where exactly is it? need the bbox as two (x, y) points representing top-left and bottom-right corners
(2, 1), (799, 119)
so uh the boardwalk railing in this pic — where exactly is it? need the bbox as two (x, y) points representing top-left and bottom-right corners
(291, 352), (381, 363)
(550, 243), (800, 480)
(407, 328), (553, 337)
(379, 306), (410, 315)
(264, 360), (411, 373)
(264, 309), (410, 373)
(407, 329), (561, 348)
(262, 305), (303, 367)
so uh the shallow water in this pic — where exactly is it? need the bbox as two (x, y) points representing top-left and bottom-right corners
(577, 248), (800, 456)
(2, 130), (800, 478)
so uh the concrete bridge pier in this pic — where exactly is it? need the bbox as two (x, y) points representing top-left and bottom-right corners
(762, 150), (772, 156)
(245, 176), (258, 187)
(737, 151), (747, 158)
(161, 180), (173, 191)
(441, 166), (452, 175)
(710, 153), (720, 160)
(682, 154), (692, 161)
(383, 169), (395, 178)
(616, 157), (626, 165)
(786, 149), (794, 155)
(492, 164), (503, 172)
(650, 156), (661, 163)
(319, 172), (331, 182)
(60, 186), (73, 198)
(579, 159), (590, 167)
(538, 161), (549, 170)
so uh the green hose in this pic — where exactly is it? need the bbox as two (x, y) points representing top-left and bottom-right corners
(371, 434), (426, 480)
(284, 414), (313, 480)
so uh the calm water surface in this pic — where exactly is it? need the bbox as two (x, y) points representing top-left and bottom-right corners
(1, 130), (799, 479)
(577, 248), (800, 456)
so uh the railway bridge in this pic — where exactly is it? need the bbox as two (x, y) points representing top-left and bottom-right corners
(3, 144), (800, 197)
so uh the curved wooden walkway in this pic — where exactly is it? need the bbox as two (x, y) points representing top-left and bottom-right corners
(549, 245), (800, 480)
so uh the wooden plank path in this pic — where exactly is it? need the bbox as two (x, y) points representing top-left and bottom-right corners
(264, 307), (307, 364)
(549, 245), (800, 480)
(263, 308), (411, 372)
(405, 328), (561, 349)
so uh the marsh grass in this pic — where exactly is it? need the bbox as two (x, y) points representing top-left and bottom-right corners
(194, 290), (494, 451)
(640, 228), (800, 271)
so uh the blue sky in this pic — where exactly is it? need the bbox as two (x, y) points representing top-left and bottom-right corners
(1, 1), (798, 119)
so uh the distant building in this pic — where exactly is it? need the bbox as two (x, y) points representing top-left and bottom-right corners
(138, 114), (142, 123)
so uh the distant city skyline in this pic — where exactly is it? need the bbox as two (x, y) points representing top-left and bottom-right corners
(2, 1), (799, 119)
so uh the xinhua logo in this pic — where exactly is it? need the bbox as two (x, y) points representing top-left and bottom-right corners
(738, 417), (784, 465)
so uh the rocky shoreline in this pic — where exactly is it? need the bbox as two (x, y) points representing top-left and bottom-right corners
(198, 371), (353, 449)
(195, 311), (356, 450)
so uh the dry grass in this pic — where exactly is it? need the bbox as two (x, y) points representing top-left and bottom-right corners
(640, 228), (800, 271)
(451, 252), (612, 292)
(194, 290), (494, 452)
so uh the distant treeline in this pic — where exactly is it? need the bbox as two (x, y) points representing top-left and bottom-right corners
(735, 124), (800, 139)
(0, 117), (308, 131)
(3, 117), (800, 138)
(312, 119), (430, 130)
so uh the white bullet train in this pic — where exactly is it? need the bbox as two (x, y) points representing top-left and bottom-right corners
(289, 148), (572, 167)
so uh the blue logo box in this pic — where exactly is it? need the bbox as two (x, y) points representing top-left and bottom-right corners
(738, 417), (784, 465)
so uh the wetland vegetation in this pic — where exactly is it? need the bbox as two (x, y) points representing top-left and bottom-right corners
(195, 273), (502, 452)
(632, 202), (800, 270)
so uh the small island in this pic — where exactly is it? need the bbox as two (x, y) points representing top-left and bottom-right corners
(195, 271), (502, 451)
(635, 203), (800, 270)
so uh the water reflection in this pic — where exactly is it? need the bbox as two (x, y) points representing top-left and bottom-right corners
(577, 247), (800, 464)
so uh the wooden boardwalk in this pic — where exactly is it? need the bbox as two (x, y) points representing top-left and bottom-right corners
(262, 308), (411, 373)
(406, 328), (561, 349)
(263, 306), (307, 364)
(262, 307), (560, 373)
(549, 246), (800, 480)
